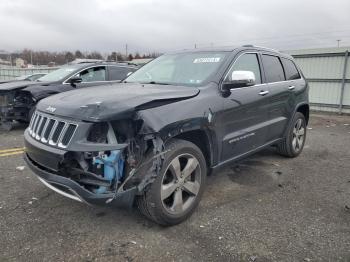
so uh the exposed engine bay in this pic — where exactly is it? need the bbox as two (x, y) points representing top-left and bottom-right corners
(57, 119), (165, 201)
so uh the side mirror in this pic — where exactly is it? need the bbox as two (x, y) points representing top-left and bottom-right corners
(69, 76), (82, 85)
(222, 70), (256, 91)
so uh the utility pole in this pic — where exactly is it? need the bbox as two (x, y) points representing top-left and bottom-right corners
(337, 39), (341, 48)
(30, 50), (33, 65)
(125, 44), (128, 59)
(194, 44), (197, 49)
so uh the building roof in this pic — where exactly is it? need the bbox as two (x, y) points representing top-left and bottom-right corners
(284, 46), (350, 56)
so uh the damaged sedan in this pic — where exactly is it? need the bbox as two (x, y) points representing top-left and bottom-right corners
(24, 46), (309, 225)
(0, 62), (137, 130)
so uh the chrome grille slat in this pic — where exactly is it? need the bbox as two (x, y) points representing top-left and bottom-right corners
(50, 121), (65, 145)
(39, 118), (49, 141)
(57, 122), (69, 144)
(31, 114), (39, 136)
(42, 119), (55, 143)
(28, 111), (78, 148)
(29, 112), (37, 133)
(48, 120), (59, 145)
(60, 124), (77, 147)
(32, 115), (42, 137)
(35, 116), (44, 140)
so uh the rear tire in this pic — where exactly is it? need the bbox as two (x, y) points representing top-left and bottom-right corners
(136, 139), (207, 226)
(277, 112), (306, 157)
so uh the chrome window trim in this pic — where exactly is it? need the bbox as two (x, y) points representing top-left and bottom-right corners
(221, 51), (305, 92)
(261, 53), (303, 82)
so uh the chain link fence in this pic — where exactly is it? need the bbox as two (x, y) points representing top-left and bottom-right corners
(0, 66), (58, 81)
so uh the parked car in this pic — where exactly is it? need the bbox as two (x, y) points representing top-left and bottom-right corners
(15, 73), (47, 81)
(24, 46), (309, 226)
(0, 73), (47, 84)
(0, 62), (138, 129)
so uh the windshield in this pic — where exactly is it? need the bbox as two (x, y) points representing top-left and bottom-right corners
(125, 51), (229, 86)
(37, 66), (79, 82)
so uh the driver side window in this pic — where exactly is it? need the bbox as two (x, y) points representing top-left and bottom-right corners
(78, 66), (106, 82)
(226, 53), (261, 84)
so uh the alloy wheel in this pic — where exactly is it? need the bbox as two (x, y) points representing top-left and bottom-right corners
(292, 118), (305, 153)
(160, 153), (201, 215)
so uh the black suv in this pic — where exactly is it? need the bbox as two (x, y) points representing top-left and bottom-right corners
(24, 46), (309, 226)
(0, 62), (138, 129)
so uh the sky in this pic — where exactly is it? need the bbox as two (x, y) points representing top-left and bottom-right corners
(0, 0), (350, 54)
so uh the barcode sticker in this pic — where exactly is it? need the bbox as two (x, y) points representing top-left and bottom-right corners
(193, 57), (221, 63)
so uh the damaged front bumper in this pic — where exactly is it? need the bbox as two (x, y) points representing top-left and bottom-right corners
(0, 92), (31, 123)
(24, 129), (138, 207)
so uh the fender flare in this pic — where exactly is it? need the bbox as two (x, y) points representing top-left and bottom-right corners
(283, 102), (309, 137)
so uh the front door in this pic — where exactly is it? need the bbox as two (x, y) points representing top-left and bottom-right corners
(220, 52), (270, 162)
(75, 66), (107, 88)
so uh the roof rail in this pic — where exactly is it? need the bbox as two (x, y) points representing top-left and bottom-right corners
(68, 59), (138, 66)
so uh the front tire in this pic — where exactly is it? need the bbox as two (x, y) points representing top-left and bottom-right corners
(277, 112), (306, 157)
(137, 139), (207, 226)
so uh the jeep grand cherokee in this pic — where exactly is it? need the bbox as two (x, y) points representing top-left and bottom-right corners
(24, 46), (309, 226)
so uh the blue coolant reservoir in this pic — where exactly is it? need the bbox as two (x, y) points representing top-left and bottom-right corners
(93, 150), (124, 194)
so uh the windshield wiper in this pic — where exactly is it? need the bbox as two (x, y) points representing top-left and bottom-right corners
(123, 81), (170, 85)
(145, 81), (169, 85)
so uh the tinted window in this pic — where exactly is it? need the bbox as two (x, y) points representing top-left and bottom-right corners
(226, 53), (261, 84)
(262, 55), (285, 83)
(281, 58), (301, 80)
(78, 66), (106, 82)
(109, 67), (135, 80)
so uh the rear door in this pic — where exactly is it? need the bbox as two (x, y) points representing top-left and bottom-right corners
(220, 52), (270, 161)
(107, 66), (136, 81)
(261, 54), (290, 141)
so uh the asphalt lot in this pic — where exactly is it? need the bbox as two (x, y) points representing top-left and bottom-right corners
(0, 113), (349, 262)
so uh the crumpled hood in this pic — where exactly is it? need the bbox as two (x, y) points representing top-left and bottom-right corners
(22, 83), (72, 100)
(37, 83), (200, 121)
(0, 80), (41, 91)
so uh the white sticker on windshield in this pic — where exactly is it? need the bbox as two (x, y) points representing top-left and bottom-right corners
(193, 57), (221, 63)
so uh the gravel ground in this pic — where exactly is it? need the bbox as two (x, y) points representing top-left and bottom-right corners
(0, 113), (349, 262)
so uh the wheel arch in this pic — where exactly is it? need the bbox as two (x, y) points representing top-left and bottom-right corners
(296, 103), (309, 125)
(172, 129), (214, 169)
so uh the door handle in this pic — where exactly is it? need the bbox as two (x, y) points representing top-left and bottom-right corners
(259, 90), (269, 96)
(288, 86), (295, 90)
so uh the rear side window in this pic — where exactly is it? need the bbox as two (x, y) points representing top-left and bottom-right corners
(226, 53), (262, 84)
(262, 55), (285, 83)
(281, 58), (301, 80)
(109, 67), (136, 80)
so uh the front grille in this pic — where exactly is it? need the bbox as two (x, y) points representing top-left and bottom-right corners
(28, 111), (78, 148)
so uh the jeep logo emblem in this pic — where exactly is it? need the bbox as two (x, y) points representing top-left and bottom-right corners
(46, 106), (56, 113)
